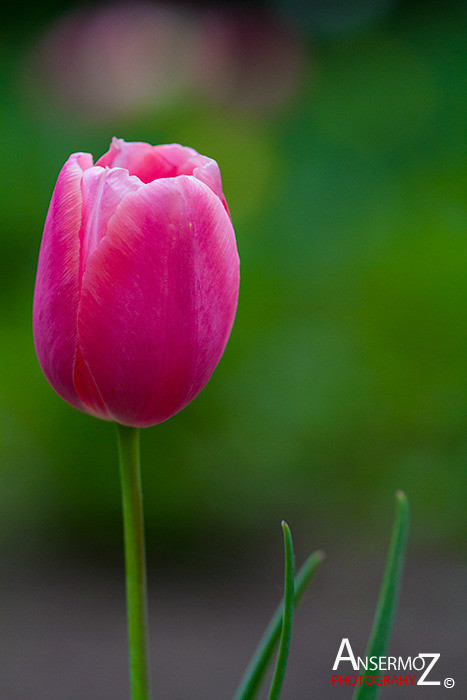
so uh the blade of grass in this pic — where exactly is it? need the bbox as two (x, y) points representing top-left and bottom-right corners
(233, 548), (324, 700)
(352, 491), (410, 700)
(268, 521), (295, 700)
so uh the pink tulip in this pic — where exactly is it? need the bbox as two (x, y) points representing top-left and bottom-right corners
(33, 138), (239, 427)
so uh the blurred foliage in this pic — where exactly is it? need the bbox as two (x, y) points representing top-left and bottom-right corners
(0, 0), (465, 559)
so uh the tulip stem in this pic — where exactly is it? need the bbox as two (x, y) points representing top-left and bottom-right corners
(117, 424), (152, 700)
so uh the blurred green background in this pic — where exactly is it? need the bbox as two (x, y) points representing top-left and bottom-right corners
(1, 0), (466, 563)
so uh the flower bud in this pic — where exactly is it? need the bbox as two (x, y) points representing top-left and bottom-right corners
(33, 138), (240, 427)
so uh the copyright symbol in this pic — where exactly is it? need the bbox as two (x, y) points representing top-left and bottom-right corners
(444, 678), (455, 688)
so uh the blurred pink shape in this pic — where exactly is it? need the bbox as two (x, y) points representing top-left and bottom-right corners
(30, 2), (307, 119)
(35, 2), (197, 118)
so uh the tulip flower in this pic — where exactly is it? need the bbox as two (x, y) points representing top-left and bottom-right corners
(33, 137), (240, 427)
(33, 137), (239, 700)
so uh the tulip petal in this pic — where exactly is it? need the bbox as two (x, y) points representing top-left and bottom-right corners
(96, 137), (180, 182)
(79, 166), (143, 280)
(97, 138), (229, 212)
(172, 148), (229, 214)
(77, 175), (239, 427)
(33, 152), (93, 411)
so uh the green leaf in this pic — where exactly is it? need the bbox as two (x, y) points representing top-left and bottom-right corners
(233, 527), (324, 700)
(352, 491), (410, 700)
(268, 521), (295, 700)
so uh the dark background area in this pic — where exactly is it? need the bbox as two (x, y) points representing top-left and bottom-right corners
(1, 0), (465, 697)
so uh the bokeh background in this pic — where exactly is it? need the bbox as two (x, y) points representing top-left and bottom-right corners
(1, 0), (466, 698)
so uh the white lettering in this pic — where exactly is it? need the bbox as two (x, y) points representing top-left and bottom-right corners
(412, 655), (426, 671)
(417, 654), (440, 686)
(398, 657), (412, 670)
(333, 639), (358, 670)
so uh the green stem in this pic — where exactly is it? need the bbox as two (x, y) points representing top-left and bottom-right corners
(117, 424), (152, 700)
